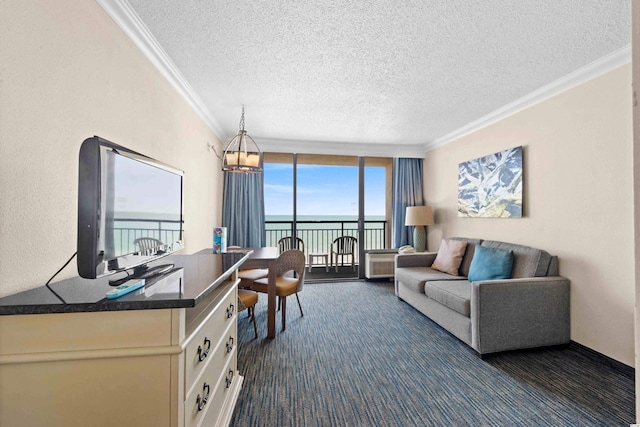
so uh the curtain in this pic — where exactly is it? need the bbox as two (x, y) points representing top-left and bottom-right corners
(222, 172), (266, 248)
(391, 158), (424, 248)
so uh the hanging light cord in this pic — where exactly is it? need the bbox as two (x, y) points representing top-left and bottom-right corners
(208, 104), (247, 159)
(209, 143), (223, 159)
(238, 105), (245, 131)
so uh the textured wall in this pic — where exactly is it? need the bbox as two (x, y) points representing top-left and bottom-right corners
(424, 65), (633, 366)
(0, 0), (223, 297)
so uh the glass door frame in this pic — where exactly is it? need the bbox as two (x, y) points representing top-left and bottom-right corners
(264, 153), (392, 278)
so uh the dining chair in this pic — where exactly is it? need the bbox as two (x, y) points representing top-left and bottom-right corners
(252, 250), (306, 333)
(277, 236), (305, 254)
(237, 289), (259, 339)
(227, 245), (269, 289)
(331, 236), (357, 272)
(238, 268), (269, 289)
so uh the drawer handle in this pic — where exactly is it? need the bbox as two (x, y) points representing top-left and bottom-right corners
(226, 336), (234, 354)
(226, 303), (235, 318)
(225, 370), (234, 389)
(196, 383), (210, 412)
(197, 337), (211, 362)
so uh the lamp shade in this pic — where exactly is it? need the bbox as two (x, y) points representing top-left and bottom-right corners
(405, 206), (434, 226)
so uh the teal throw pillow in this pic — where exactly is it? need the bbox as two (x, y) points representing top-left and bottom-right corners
(467, 246), (514, 282)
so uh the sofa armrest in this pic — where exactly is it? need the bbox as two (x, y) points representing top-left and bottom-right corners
(470, 276), (570, 355)
(395, 252), (437, 268)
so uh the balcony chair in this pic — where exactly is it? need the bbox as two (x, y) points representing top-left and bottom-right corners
(252, 250), (306, 333)
(331, 236), (357, 272)
(278, 236), (305, 253)
(237, 289), (259, 339)
(133, 237), (164, 252)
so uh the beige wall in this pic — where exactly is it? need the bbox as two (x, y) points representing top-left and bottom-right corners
(0, 0), (224, 297)
(424, 65), (634, 365)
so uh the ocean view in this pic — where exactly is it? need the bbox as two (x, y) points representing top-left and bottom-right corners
(265, 215), (388, 253)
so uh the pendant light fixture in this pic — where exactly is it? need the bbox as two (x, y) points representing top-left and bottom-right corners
(221, 105), (263, 173)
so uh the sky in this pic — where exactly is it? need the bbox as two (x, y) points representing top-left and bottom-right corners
(264, 163), (386, 217)
(113, 152), (181, 218)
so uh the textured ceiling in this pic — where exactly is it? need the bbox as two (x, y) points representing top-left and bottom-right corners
(122, 0), (630, 155)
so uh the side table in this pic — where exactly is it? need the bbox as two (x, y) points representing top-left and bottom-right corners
(308, 253), (329, 272)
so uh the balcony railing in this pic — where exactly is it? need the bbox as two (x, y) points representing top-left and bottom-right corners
(112, 219), (386, 270)
(265, 220), (387, 268)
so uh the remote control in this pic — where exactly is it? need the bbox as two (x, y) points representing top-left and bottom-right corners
(106, 279), (146, 299)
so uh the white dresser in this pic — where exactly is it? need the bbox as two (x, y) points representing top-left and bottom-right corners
(0, 252), (248, 427)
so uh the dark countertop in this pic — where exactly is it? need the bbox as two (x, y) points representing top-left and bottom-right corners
(0, 251), (251, 316)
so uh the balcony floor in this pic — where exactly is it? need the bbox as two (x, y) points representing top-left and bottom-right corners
(305, 265), (360, 282)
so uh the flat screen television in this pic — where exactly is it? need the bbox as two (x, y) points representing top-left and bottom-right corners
(77, 136), (184, 280)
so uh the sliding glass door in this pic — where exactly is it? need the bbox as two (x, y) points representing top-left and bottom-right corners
(264, 153), (391, 279)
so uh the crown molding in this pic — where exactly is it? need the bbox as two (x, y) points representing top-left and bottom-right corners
(425, 45), (631, 152)
(96, 0), (226, 141)
(257, 138), (425, 158)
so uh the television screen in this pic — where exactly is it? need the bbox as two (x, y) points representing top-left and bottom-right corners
(78, 136), (184, 279)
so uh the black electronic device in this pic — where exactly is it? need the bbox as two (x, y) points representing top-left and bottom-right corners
(77, 136), (184, 279)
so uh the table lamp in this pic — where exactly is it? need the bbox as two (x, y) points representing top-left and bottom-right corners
(405, 206), (434, 252)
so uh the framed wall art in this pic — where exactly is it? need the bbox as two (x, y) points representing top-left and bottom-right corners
(458, 146), (523, 218)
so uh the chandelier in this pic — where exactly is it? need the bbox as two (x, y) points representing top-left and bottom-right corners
(221, 105), (263, 173)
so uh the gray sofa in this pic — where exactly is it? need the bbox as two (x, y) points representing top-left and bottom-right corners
(394, 237), (570, 356)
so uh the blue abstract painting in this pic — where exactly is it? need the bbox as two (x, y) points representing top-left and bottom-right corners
(458, 146), (523, 218)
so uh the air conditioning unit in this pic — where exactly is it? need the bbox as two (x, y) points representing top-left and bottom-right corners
(365, 251), (397, 279)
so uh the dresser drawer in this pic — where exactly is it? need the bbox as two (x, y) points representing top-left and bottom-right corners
(186, 318), (237, 398)
(184, 286), (237, 390)
(0, 310), (175, 356)
(184, 348), (238, 427)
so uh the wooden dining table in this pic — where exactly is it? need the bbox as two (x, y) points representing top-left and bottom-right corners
(196, 247), (281, 338)
(237, 247), (280, 338)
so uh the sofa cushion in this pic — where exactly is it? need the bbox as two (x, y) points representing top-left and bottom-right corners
(395, 267), (465, 294)
(547, 256), (559, 276)
(431, 239), (468, 275)
(468, 246), (514, 281)
(481, 240), (551, 278)
(423, 280), (471, 317)
(448, 237), (483, 277)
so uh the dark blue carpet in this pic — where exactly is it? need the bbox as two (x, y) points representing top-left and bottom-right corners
(230, 280), (634, 426)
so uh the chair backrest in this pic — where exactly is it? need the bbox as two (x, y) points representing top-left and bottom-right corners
(268, 249), (306, 292)
(134, 237), (164, 252)
(278, 236), (305, 254)
(332, 236), (357, 255)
